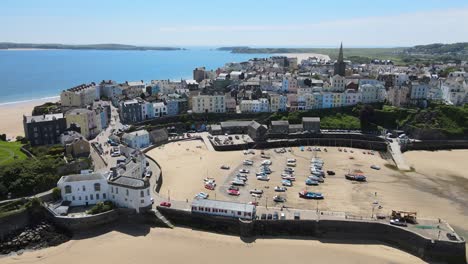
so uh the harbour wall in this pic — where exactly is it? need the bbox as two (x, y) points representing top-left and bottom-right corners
(157, 207), (466, 264)
(401, 140), (468, 152)
(0, 210), (30, 240)
(212, 138), (388, 152)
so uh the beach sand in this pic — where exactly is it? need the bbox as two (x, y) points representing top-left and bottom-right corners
(1, 227), (425, 264)
(276, 53), (331, 63)
(147, 142), (468, 239)
(0, 97), (59, 140)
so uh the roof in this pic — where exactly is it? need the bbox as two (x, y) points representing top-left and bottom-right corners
(108, 176), (147, 189)
(60, 173), (106, 183)
(25, 113), (64, 123)
(66, 108), (93, 116)
(210, 124), (222, 131)
(192, 199), (255, 212)
(220, 121), (254, 128)
(271, 120), (289, 126)
(302, 117), (320, 122)
(126, 130), (149, 137)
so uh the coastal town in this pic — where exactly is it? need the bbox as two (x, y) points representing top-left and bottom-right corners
(0, 44), (467, 264)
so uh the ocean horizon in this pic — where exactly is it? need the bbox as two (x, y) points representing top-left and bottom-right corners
(0, 48), (269, 104)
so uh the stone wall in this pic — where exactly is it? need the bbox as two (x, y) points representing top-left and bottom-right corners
(157, 207), (466, 264)
(45, 208), (121, 232)
(0, 210), (30, 240)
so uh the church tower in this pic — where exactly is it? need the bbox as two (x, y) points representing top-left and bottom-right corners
(334, 42), (346, 77)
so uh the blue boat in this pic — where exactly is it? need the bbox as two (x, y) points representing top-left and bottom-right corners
(299, 190), (324, 199)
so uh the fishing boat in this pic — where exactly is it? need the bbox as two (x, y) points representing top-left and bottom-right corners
(273, 195), (286, 203)
(256, 175), (270, 181)
(345, 174), (367, 182)
(231, 179), (245, 186)
(282, 175), (296, 181)
(282, 179), (292, 187)
(274, 186), (287, 192)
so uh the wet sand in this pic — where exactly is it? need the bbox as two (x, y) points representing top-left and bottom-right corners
(1, 227), (425, 264)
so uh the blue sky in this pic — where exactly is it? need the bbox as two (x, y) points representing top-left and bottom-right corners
(1, 0), (468, 47)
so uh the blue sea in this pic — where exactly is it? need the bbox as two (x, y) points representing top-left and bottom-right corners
(0, 48), (269, 104)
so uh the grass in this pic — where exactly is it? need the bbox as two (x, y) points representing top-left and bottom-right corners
(0, 141), (27, 165)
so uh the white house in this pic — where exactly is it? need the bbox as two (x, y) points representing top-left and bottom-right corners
(58, 173), (109, 207)
(58, 172), (152, 213)
(122, 130), (150, 149)
(153, 102), (167, 118)
(330, 75), (346, 92)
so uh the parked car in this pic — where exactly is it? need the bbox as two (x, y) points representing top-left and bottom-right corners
(160, 201), (171, 207)
(294, 212), (300, 220)
(260, 213), (267, 220)
(273, 212), (279, 220)
(273, 195), (286, 203)
(267, 214), (273, 220)
(390, 219), (407, 227)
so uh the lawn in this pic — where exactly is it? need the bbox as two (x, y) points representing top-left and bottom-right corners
(0, 141), (27, 165)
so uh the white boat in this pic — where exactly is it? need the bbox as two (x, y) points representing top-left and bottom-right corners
(286, 162), (296, 167)
(274, 186), (287, 192)
(261, 160), (272, 165)
(256, 176), (270, 181)
(249, 189), (264, 194)
(231, 179), (245, 186)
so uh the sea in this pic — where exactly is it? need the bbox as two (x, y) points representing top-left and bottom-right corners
(0, 48), (269, 104)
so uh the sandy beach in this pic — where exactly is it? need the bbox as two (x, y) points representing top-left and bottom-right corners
(0, 97), (59, 140)
(276, 53), (331, 63)
(1, 227), (425, 264)
(147, 142), (468, 239)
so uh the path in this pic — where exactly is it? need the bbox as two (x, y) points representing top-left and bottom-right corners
(389, 140), (411, 171)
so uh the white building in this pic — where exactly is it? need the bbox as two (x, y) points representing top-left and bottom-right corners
(191, 199), (256, 220)
(343, 89), (362, 106)
(359, 84), (386, 103)
(192, 94), (226, 113)
(58, 173), (109, 207)
(441, 78), (468, 105)
(60, 83), (98, 108)
(58, 172), (152, 213)
(409, 82), (429, 104)
(153, 102), (167, 117)
(330, 75), (346, 92)
(122, 130), (150, 149)
(239, 99), (269, 113)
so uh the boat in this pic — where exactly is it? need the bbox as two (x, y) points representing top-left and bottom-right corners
(282, 179), (292, 187)
(251, 193), (262, 198)
(227, 189), (240, 196)
(345, 174), (367, 182)
(274, 186), (287, 192)
(243, 160), (254, 165)
(249, 189), (263, 194)
(282, 175), (296, 181)
(284, 167), (294, 173)
(205, 183), (215, 190)
(308, 175), (324, 183)
(299, 190), (324, 199)
(273, 195), (286, 203)
(231, 179), (245, 186)
(256, 175), (270, 181)
(305, 178), (319, 186)
(286, 162), (296, 167)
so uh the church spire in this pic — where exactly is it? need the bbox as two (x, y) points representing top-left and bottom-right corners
(338, 42), (344, 62)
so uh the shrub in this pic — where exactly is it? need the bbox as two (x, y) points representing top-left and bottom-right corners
(52, 187), (61, 201)
(86, 201), (114, 215)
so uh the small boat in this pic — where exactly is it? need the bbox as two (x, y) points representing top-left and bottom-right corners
(282, 179), (292, 187)
(227, 189), (240, 196)
(299, 190), (324, 199)
(251, 193), (262, 198)
(261, 160), (272, 165)
(273, 195), (286, 203)
(256, 175), (270, 181)
(205, 183), (215, 190)
(284, 167), (294, 173)
(282, 175), (296, 181)
(305, 178), (319, 186)
(371, 165), (381, 170)
(345, 174), (367, 182)
(274, 186), (287, 192)
(231, 179), (245, 186)
(250, 189), (263, 194)
(308, 175), (324, 183)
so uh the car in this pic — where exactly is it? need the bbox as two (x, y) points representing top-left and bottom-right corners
(261, 155), (270, 159)
(282, 175), (296, 181)
(160, 201), (171, 207)
(286, 162), (296, 167)
(280, 213), (286, 220)
(294, 212), (300, 220)
(256, 175), (270, 181)
(371, 165), (381, 170)
(390, 219), (408, 227)
(273, 212), (279, 220)
(195, 192), (209, 199)
(145, 170), (153, 178)
(305, 178), (319, 186)
(239, 169), (249, 174)
(220, 165), (230, 170)
(287, 158), (296, 163)
(267, 214), (273, 220)
(227, 189), (240, 196)
(260, 213), (267, 220)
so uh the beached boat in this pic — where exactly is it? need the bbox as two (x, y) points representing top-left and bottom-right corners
(298, 190), (324, 199)
(282, 175), (296, 181)
(273, 195), (286, 203)
(305, 178), (319, 186)
(282, 179), (292, 187)
(249, 189), (263, 194)
(308, 175), (324, 183)
(256, 175), (270, 181)
(231, 179), (245, 186)
(274, 186), (287, 192)
(345, 174), (367, 182)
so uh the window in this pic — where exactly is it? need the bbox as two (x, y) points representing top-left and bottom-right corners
(237, 211), (241, 216)
(82, 185), (86, 191)
(65, 185), (72, 194)
(72, 196), (75, 200)
(94, 183), (101, 191)
(140, 191), (144, 198)
(116, 187), (119, 194)
(111, 187), (114, 193)
(79, 196), (82, 200)
(147, 189), (150, 196)
(96, 193), (100, 200)
(85, 196), (88, 200)
(90, 194), (94, 200)
(103, 193), (106, 199)
(126, 189), (129, 196)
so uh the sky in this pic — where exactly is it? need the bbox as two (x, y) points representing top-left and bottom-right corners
(1, 0), (468, 47)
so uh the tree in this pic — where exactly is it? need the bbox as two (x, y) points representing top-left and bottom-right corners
(359, 105), (376, 131)
(303, 78), (312, 87)
(52, 187), (61, 201)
